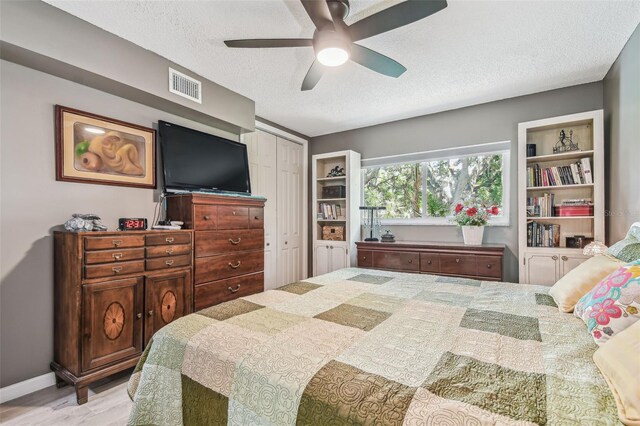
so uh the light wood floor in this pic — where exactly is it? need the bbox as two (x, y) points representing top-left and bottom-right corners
(0, 371), (132, 425)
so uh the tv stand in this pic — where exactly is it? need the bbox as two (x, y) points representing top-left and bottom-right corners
(166, 193), (266, 310)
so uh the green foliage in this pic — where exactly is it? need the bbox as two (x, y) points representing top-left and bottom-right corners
(364, 154), (504, 220)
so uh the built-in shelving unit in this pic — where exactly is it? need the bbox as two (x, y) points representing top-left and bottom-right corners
(312, 150), (361, 276)
(518, 110), (604, 285)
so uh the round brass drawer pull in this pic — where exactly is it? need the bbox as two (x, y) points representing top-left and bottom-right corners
(228, 284), (241, 293)
(408, 259), (413, 263)
(487, 264), (492, 269)
(561, 256), (568, 261)
(456, 258), (460, 263)
(204, 215), (211, 220)
(427, 260), (432, 264)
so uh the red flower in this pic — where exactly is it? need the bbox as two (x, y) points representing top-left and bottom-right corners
(588, 299), (622, 325)
(491, 206), (499, 215)
(466, 207), (477, 217)
(455, 203), (464, 214)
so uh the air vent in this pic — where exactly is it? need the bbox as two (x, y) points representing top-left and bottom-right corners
(169, 68), (202, 104)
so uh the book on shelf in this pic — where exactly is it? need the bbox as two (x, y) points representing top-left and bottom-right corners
(526, 157), (592, 187)
(318, 202), (343, 220)
(527, 220), (561, 247)
(527, 193), (555, 217)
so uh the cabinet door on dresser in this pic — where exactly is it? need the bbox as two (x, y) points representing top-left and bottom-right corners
(81, 277), (144, 372)
(559, 254), (588, 279)
(144, 270), (191, 345)
(523, 252), (559, 286)
(315, 244), (330, 276)
(330, 245), (348, 272)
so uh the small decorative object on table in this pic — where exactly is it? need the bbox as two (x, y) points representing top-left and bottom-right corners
(566, 235), (594, 249)
(360, 206), (385, 241)
(326, 165), (345, 177)
(553, 129), (579, 153)
(380, 230), (396, 243)
(64, 213), (107, 231)
(526, 143), (536, 157)
(452, 202), (499, 245)
(583, 240), (607, 256)
(118, 217), (148, 231)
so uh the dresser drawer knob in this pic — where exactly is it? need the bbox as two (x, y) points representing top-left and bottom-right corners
(112, 266), (123, 273)
(228, 284), (241, 293)
(232, 211), (237, 215)
(266, 242), (270, 247)
(408, 259), (413, 264)
(148, 310), (154, 317)
(112, 240), (122, 247)
(112, 253), (123, 260)
(204, 215), (211, 220)
(228, 261), (242, 269)
(166, 237), (174, 243)
(456, 258), (460, 263)
(254, 216), (260, 220)
(487, 264), (492, 269)
(229, 238), (242, 245)
(165, 260), (174, 266)
(362, 256), (367, 260)
(136, 313), (142, 319)
(561, 256), (568, 261)
(166, 249), (174, 255)
(427, 260), (432, 264)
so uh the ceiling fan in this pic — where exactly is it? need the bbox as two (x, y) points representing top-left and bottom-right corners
(224, 0), (447, 91)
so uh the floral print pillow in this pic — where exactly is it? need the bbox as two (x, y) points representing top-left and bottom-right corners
(574, 260), (640, 345)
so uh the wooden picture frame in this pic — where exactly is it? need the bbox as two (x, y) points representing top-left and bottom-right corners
(55, 105), (156, 189)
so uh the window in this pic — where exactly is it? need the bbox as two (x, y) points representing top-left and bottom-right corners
(362, 142), (510, 225)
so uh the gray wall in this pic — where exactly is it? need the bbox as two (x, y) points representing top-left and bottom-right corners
(0, 0), (255, 134)
(604, 24), (640, 243)
(310, 83), (605, 282)
(0, 60), (239, 387)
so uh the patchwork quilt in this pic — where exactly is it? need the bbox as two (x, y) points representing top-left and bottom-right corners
(127, 268), (619, 425)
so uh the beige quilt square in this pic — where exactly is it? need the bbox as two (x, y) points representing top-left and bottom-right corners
(241, 289), (299, 307)
(226, 307), (309, 336)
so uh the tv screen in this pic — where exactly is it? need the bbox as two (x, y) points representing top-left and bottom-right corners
(159, 121), (251, 194)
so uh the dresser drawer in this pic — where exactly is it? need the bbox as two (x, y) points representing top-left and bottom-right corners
(476, 255), (502, 279)
(357, 250), (373, 267)
(249, 207), (264, 229)
(195, 230), (264, 257)
(420, 253), (440, 273)
(373, 251), (419, 271)
(146, 244), (192, 258)
(193, 205), (217, 230)
(85, 248), (145, 265)
(145, 233), (191, 246)
(84, 260), (145, 279)
(195, 250), (264, 284)
(84, 235), (144, 250)
(146, 254), (191, 271)
(194, 273), (264, 311)
(217, 206), (249, 229)
(440, 254), (477, 276)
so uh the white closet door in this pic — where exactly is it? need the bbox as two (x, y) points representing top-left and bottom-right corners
(243, 130), (278, 290)
(277, 137), (303, 286)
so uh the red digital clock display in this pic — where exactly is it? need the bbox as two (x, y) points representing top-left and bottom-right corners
(119, 218), (147, 231)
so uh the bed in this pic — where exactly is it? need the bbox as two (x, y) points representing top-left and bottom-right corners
(127, 268), (619, 425)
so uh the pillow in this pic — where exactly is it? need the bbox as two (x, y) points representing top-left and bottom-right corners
(574, 260), (640, 345)
(593, 320), (640, 425)
(608, 222), (640, 262)
(549, 254), (623, 313)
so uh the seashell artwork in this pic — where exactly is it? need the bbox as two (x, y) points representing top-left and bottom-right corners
(64, 213), (108, 232)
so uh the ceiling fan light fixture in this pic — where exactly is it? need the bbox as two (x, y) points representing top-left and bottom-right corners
(317, 47), (349, 67)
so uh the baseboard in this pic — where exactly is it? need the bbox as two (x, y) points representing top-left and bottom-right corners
(0, 372), (56, 404)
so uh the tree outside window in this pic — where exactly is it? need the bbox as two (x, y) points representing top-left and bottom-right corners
(363, 153), (504, 220)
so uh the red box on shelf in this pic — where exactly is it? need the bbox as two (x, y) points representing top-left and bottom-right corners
(554, 205), (594, 217)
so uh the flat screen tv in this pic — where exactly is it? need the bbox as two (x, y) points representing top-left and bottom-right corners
(159, 121), (251, 195)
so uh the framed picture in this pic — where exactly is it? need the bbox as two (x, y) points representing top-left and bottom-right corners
(55, 105), (156, 189)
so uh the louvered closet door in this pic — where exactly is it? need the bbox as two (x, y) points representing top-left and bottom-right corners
(277, 138), (303, 287)
(243, 131), (278, 289)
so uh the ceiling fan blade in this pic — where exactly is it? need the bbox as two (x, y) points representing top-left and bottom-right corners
(300, 0), (335, 31)
(224, 39), (313, 48)
(301, 60), (324, 91)
(348, 0), (447, 41)
(350, 44), (406, 78)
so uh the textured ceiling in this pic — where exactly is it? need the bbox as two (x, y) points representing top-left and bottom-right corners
(44, 0), (640, 137)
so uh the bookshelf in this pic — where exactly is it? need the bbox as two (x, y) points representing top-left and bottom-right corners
(518, 110), (604, 285)
(312, 150), (361, 276)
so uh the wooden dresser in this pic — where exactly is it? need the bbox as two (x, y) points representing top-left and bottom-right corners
(356, 241), (505, 281)
(52, 230), (193, 404)
(166, 193), (266, 310)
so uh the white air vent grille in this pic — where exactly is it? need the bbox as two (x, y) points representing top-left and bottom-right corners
(169, 68), (202, 104)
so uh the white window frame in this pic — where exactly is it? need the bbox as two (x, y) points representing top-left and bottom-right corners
(361, 141), (511, 227)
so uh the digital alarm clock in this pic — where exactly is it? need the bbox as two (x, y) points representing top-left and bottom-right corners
(118, 218), (148, 231)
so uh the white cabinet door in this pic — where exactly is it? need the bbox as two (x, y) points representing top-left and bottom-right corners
(242, 130), (278, 290)
(315, 244), (330, 276)
(277, 138), (303, 286)
(330, 245), (348, 272)
(560, 254), (588, 278)
(524, 252), (559, 286)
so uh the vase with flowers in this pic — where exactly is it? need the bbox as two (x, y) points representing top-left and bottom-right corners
(452, 202), (499, 245)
